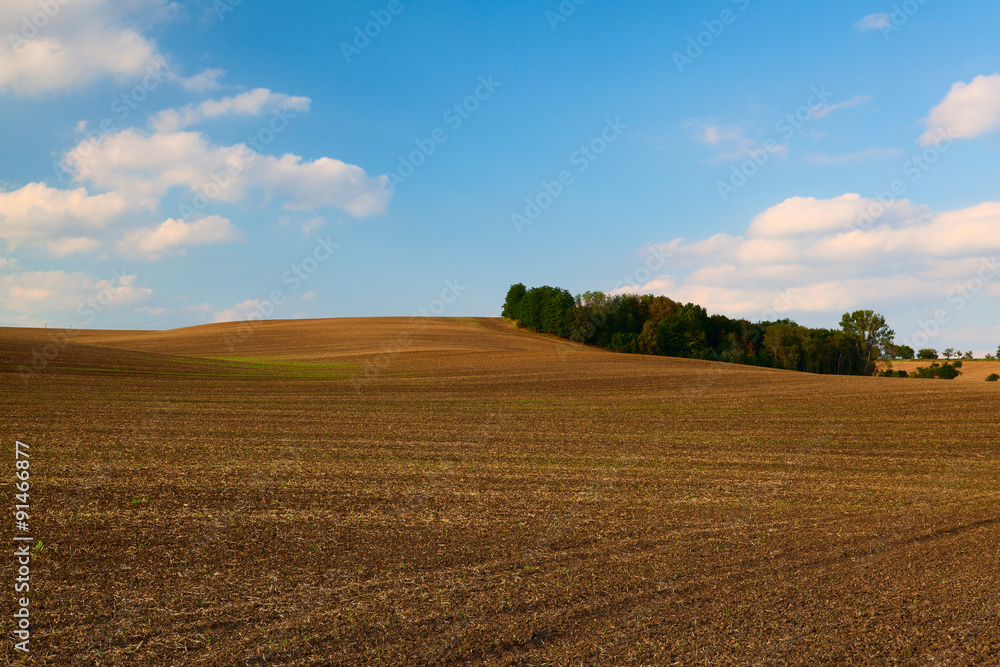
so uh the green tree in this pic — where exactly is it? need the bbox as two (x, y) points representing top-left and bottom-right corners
(839, 310), (895, 375)
(937, 363), (961, 379)
(502, 283), (526, 321)
(895, 344), (915, 359)
(918, 348), (938, 360)
(943, 347), (955, 359)
(763, 322), (804, 371)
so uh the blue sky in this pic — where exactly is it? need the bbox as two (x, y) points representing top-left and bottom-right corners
(1, 0), (999, 352)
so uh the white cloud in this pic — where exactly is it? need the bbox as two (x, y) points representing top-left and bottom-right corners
(135, 306), (170, 315)
(0, 269), (151, 317)
(855, 13), (892, 31)
(66, 128), (391, 216)
(0, 0), (180, 97)
(747, 193), (927, 238)
(259, 153), (390, 214)
(149, 88), (311, 132)
(176, 67), (224, 93)
(116, 215), (244, 259)
(619, 195), (1000, 319)
(920, 73), (1000, 144)
(0, 182), (137, 255)
(689, 122), (788, 162)
(0, 126), (386, 260)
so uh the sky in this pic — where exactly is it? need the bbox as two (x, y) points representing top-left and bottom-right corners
(1, 0), (999, 353)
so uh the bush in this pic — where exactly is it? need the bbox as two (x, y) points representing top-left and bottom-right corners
(912, 362), (961, 380)
(937, 363), (961, 379)
(987, 373), (1000, 382)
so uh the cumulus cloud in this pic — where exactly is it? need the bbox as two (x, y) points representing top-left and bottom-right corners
(116, 215), (244, 259)
(0, 125), (386, 260)
(0, 182), (137, 255)
(746, 193), (927, 238)
(855, 13), (892, 31)
(616, 194), (1000, 319)
(920, 73), (1000, 145)
(0, 269), (152, 317)
(65, 128), (391, 216)
(0, 0), (181, 96)
(149, 88), (311, 132)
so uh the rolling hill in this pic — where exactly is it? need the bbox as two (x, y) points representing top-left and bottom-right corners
(2, 317), (999, 665)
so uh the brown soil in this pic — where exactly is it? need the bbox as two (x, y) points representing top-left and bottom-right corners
(2, 317), (999, 665)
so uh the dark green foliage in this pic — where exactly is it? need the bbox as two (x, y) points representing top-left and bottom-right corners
(839, 310), (895, 376)
(878, 369), (909, 378)
(502, 283), (897, 376)
(986, 373), (1000, 382)
(895, 345), (915, 359)
(502, 283), (526, 320)
(918, 348), (939, 360)
(502, 284), (574, 337)
(912, 362), (961, 379)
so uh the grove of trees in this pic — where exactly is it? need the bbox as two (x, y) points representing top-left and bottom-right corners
(502, 283), (900, 377)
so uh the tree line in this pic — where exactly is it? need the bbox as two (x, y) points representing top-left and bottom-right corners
(502, 283), (897, 376)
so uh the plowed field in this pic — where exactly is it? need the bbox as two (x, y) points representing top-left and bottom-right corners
(2, 317), (999, 665)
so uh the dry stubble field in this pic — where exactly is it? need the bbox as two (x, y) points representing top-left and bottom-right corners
(2, 317), (999, 665)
